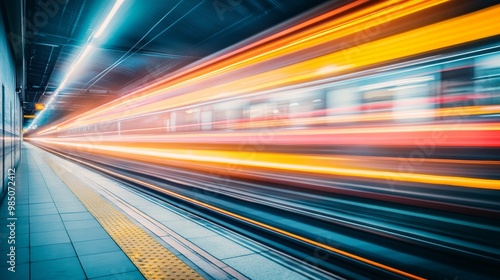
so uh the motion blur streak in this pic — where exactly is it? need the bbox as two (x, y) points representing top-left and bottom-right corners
(30, 122), (500, 147)
(28, 139), (500, 190)
(27, 1), (500, 279)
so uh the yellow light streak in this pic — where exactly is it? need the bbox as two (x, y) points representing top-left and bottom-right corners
(31, 139), (500, 190)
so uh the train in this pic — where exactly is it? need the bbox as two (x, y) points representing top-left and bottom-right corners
(29, 1), (500, 199)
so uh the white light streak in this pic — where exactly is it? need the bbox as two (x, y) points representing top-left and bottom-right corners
(93, 0), (125, 39)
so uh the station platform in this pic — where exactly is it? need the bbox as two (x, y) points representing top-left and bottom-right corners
(0, 143), (331, 280)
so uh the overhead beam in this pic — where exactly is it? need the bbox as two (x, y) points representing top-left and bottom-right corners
(30, 35), (200, 59)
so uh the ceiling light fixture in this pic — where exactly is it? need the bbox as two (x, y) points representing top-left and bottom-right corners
(93, 0), (125, 39)
(27, 0), (125, 132)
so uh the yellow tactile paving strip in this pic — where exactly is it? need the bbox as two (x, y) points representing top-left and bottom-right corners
(43, 154), (203, 280)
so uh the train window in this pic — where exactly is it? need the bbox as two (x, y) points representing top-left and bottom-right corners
(176, 107), (200, 132)
(170, 112), (177, 132)
(327, 86), (360, 116)
(96, 121), (115, 135)
(269, 89), (324, 128)
(288, 90), (324, 115)
(200, 111), (212, 131)
(362, 88), (393, 113)
(212, 110), (226, 130)
(358, 75), (435, 122)
(248, 102), (269, 122)
(154, 111), (171, 133)
(441, 66), (475, 108)
(121, 114), (163, 134)
(213, 100), (244, 130)
(475, 52), (500, 107)
(391, 81), (435, 122)
(201, 105), (212, 131)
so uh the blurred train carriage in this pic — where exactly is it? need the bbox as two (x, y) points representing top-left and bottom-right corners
(46, 4), (500, 142)
(34, 1), (500, 183)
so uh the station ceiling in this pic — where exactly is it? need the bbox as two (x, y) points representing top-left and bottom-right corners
(9, 0), (341, 128)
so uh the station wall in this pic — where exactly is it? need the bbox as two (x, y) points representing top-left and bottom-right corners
(0, 7), (22, 198)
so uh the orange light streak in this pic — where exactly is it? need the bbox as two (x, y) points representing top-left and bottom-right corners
(30, 139), (500, 190)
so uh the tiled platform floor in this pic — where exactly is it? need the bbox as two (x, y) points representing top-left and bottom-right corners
(0, 144), (144, 280)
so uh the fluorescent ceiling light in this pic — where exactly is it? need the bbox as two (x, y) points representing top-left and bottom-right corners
(65, 44), (94, 80)
(93, 0), (125, 39)
(27, 0), (124, 132)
